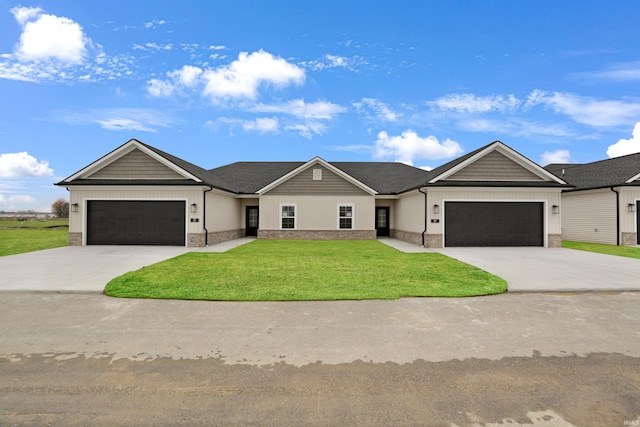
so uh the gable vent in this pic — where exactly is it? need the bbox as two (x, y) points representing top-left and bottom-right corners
(313, 168), (322, 180)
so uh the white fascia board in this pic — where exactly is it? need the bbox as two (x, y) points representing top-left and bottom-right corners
(429, 142), (567, 185)
(257, 156), (378, 195)
(626, 172), (640, 183)
(63, 139), (202, 183)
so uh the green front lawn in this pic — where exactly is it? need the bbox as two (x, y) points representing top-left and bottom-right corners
(563, 240), (640, 259)
(0, 219), (68, 256)
(105, 240), (507, 300)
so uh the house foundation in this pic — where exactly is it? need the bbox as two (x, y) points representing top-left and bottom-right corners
(68, 232), (82, 246)
(258, 230), (375, 240)
(548, 234), (562, 248)
(206, 229), (244, 245)
(622, 232), (637, 246)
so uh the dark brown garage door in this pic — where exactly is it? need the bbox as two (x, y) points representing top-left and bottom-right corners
(445, 201), (543, 247)
(87, 200), (185, 246)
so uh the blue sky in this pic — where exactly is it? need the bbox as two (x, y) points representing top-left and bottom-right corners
(1, 1), (640, 212)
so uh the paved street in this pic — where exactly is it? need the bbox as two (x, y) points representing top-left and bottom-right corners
(1, 292), (639, 426)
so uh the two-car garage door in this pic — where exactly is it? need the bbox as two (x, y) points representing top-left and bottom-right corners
(444, 201), (543, 247)
(87, 200), (186, 246)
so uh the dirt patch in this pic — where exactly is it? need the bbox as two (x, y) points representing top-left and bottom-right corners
(1, 352), (639, 426)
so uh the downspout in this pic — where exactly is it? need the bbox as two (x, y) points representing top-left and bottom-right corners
(610, 187), (620, 246)
(418, 187), (428, 247)
(203, 186), (213, 246)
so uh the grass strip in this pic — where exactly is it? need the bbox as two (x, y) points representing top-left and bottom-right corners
(563, 240), (640, 259)
(105, 240), (507, 300)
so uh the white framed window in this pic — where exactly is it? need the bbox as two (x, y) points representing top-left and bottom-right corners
(280, 204), (296, 229)
(338, 204), (354, 229)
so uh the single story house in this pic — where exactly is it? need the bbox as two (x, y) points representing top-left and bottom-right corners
(545, 152), (640, 246)
(56, 139), (569, 248)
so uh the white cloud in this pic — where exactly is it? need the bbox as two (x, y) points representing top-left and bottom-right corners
(525, 90), (640, 127)
(202, 50), (305, 100)
(11, 6), (42, 25)
(147, 78), (175, 97)
(285, 122), (327, 139)
(242, 117), (279, 133)
(428, 93), (521, 113)
(0, 7), (136, 83)
(11, 6), (88, 63)
(607, 122), (640, 158)
(0, 193), (36, 211)
(299, 54), (367, 72)
(540, 149), (571, 165)
(353, 98), (401, 122)
(144, 20), (168, 29)
(133, 42), (172, 51)
(0, 152), (54, 178)
(147, 51), (305, 101)
(250, 99), (346, 120)
(168, 65), (203, 87)
(374, 130), (464, 165)
(7, 194), (37, 204)
(55, 107), (173, 132)
(575, 61), (640, 82)
(95, 118), (157, 132)
(325, 144), (372, 153)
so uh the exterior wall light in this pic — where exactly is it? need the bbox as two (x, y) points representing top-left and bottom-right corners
(629, 203), (636, 213)
(71, 203), (79, 213)
(552, 205), (560, 214)
(190, 203), (197, 214)
(433, 204), (440, 214)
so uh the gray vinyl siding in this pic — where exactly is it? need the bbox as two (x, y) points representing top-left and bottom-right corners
(561, 189), (617, 245)
(447, 151), (544, 181)
(265, 166), (369, 196)
(88, 149), (185, 179)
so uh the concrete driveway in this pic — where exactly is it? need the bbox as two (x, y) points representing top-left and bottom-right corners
(433, 247), (640, 292)
(0, 239), (254, 292)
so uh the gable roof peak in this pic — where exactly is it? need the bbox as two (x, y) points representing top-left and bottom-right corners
(426, 140), (567, 185)
(256, 156), (378, 195)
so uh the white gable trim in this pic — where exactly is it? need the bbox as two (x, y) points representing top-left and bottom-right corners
(626, 172), (640, 183)
(428, 141), (567, 184)
(62, 139), (203, 183)
(257, 156), (378, 195)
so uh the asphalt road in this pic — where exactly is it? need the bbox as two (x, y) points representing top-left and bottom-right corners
(1, 292), (640, 426)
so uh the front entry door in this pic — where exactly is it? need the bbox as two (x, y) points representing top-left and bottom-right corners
(376, 207), (390, 237)
(246, 206), (259, 237)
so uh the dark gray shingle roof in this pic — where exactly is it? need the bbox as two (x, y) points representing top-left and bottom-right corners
(206, 161), (433, 194)
(544, 153), (640, 190)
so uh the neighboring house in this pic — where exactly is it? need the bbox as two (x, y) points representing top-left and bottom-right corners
(545, 153), (640, 246)
(56, 139), (569, 248)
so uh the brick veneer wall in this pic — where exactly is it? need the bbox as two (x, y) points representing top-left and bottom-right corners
(622, 232), (637, 246)
(258, 230), (375, 240)
(390, 229), (422, 246)
(188, 233), (206, 247)
(548, 234), (562, 248)
(68, 232), (82, 246)
(207, 229), (244, 245)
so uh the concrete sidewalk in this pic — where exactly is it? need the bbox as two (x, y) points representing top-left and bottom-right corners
(377, 237), (431, 253)
(0, 238), (254, 292)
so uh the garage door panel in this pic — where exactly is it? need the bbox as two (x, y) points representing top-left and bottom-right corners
(445, 202), (543, 247)
(87, 201), (185, 246)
